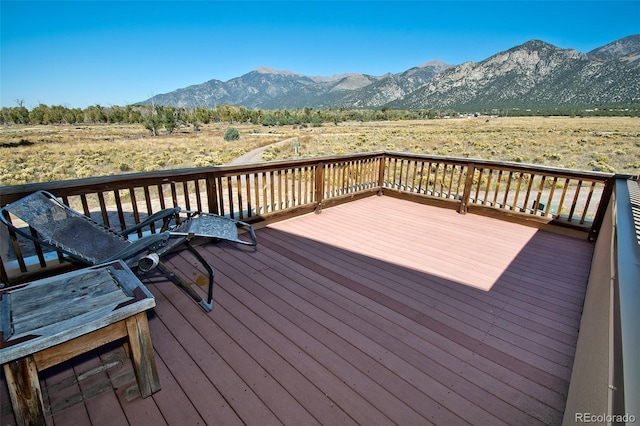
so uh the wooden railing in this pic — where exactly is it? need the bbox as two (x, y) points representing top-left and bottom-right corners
(563, 178), (640, 424)
(381, 153), (617, 238)
(0, 151), (619, 283)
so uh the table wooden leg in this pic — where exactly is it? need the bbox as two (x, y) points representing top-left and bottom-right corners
(125, 312), (161, 398)
(3, 356), (46, 426)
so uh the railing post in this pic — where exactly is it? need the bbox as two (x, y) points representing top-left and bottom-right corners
(589, 176), (617, 241)
(377, 154), (387, 195)
(314, 162), (325, 214)
(458, 164), (476, 215)
(206, 171), (219, 215)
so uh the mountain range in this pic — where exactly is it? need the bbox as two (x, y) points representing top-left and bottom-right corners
(142, 34), (640, 110)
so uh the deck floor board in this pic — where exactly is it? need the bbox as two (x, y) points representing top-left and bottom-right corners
(1, 195), (594, 425)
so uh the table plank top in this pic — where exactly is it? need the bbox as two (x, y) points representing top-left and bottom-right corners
(0, 260), (155, 364)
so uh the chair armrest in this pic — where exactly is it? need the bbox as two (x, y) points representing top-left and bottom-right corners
(119, 208), (181, 237)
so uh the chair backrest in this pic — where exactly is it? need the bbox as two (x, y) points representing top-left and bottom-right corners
(1, 191), (131, 265)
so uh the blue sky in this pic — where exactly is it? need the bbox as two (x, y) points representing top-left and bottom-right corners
(1, 1), (638, 109)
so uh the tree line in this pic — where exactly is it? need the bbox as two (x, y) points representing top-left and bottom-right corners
(0, 103), (445, 130)
(1, 103), (637, 131)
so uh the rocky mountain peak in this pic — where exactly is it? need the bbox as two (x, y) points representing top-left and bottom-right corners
(141, 35), (639, 110)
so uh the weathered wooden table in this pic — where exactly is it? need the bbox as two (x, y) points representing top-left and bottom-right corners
(0, 260), (160, 426)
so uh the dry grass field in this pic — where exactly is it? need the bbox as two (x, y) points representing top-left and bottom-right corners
(1, 116), (639, 186)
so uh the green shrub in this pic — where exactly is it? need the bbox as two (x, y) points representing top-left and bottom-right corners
(224, 127), (240, 141)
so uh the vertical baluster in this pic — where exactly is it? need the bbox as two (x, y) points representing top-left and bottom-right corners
(262, 172), (268, 213)
(363, 159), (369, 190)
(143, 187), (155, 231)
(253, 173), (262, 215)
(157, 184), (166, 210)
(455, 165), (465, 199)
(493, 170), (502, 207)
(511, 172), (523, 211)
(557, 178), (571, 217)
(533, 176), (546, 215)
(522, 174), (535, 213)
(304, 166), (309, 201)
(128, 188), (142, 237)
(432, 163), (440, 197)
(473, 168), (483, 204)
(568, 180), (583, 222)
(80, 194), (91, 217)
(502, 171), (513, 209)
(97, 192), (109, 227)
(398, 159), (405, 190)
(170, 182), (178, 208)
(216, 177), (225, 217)
(344, 162), (350, 194)
(194, 179), (203, 212)
(439, 164), (446, 197)
(544, 177), (558, 217)
(284, 169), (290, 209)
(227, 176), (235, 218)
(269, 171), (275, 212)
(235, 175), (243, 219)
(246, 174), (253, 217)
(296, 168), (302, 207)
(311, 165), (317, 203)
(580, 181), (597, 224)
(447, 165), (456, 199)
(182, 181), (191, 211)
(416, 161), (426, 194)
(276, 170), (283, 210)
(483, 169), (493, 206)
(392, 158), (399, 189)
(207, 175), (219, 215)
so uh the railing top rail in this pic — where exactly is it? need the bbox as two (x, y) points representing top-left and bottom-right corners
(383, 151), (623, 181)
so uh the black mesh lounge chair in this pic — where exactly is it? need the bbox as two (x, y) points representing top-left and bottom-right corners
(0, 190), (257, 311)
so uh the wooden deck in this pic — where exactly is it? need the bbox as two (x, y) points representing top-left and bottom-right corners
(1, 195), (594, 425)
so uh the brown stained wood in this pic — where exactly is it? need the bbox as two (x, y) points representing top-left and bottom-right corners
(269, 171), (276, 212)
(0, 195), (595, 425)
(128, 188), (142, 238)
(32, 322), (127, 371)
(124, 313), (160, 397)
(447, 164), (456, 198)
(581, 181), (597, 224)
(235, 175), (243, 219)
(3, 357), (45, 426)
(113, 190), (126, 231)
(156, 184), (166, 210)
(169, 182), (178, 209)
(195, 179), (204, 213)
(97, 192), (109, 227)
(545, 177), (558, 217)
(181, 181), (190, 211)
(569, 180), (583, 221)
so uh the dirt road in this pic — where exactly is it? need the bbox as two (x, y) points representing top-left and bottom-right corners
(227, 137), (297, 165)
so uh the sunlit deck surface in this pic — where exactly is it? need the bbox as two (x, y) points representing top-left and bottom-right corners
(1, 195), (594, 426)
